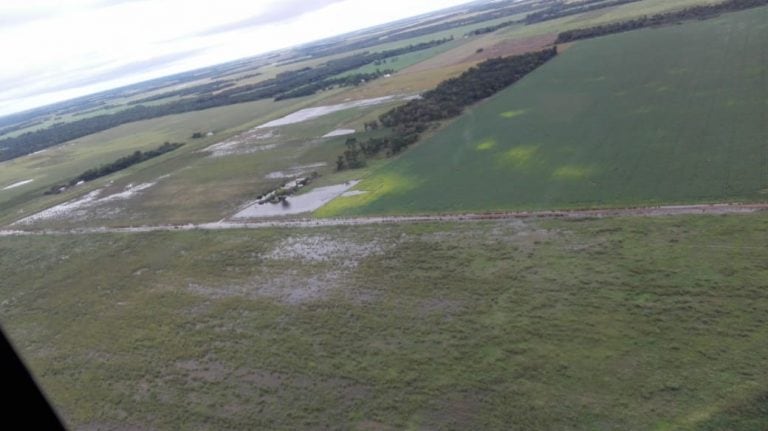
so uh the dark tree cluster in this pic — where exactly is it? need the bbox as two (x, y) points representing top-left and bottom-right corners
(381, 47), (557, 128)
(298, 0), (545, 58)
(275, 70), (394, 100)
(128, 80), (237, 105)
(524, 0), (643, 25)
(363, 121), (380, 131)
(221, 38), (452, 102)
(556, 0), (768, 43)
(44, 142), (184, 195)
(0, 118), (46, 137)
(466, 20), (518, 36)
(72, 104), (120, 117)
(336, 138), (368, 170)
(337, 47), (558, 170)
(0, 39), (451, 162)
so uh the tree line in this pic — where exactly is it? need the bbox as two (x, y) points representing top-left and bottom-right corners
(0, 39), (452, 162)
(466, 0), (644, 36)
(222, 37), (453, 102)
(128, 80), (237, 105)
(381, 47), (557, 128)
(556, 0), (768, 43)
(466, 19), (518, 36)
(525, 0), (643, 25)
(336, 47), (558, 170)
(275, 70), (394, 100)
(297, 0), (543, 58)
(44, 142), (184, 195)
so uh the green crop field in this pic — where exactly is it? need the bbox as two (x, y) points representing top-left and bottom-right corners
(2, 2), (768, 430)
(319, 6), (768, 217)
(2, 214), (768, 429)
(337, 40), (464, 77)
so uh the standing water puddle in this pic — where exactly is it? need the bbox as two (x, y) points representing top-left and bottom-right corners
(256, 95), (418, 129)
(322, 129), (356, 138)
(233, 181), (359, 218)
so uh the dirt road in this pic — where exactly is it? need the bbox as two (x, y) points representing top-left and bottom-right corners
(1, 203), (767, 237)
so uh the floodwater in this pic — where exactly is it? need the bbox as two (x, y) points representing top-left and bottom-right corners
(202, 129), (277, 157)
(13, 182), (158, 225)
(2, 179), (34, 190)
(322, 129), (356, 138)
(256, 95), (418, 129)
(264, 162), (327, 179)
(341, 190), (367, 197)
(233, 181), (359, 218)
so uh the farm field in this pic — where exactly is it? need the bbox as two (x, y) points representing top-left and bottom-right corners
(2, 1), (768, 429)
(2, 214), (768, 429)
(497, 0), (724, 40)
(0, 93), (412, 228)
(0, 97), (310, 226)
(319, 6), (768, 216)
(1, 1), (736, 228)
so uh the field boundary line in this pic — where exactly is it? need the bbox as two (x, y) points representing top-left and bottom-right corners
(2, 203), (768, 236)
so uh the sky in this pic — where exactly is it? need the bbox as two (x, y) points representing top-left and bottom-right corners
(0, 0), (477, 117)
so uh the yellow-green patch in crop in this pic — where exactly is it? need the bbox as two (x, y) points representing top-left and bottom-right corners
(499, 109), (527, 119)
(475, 138), (497, 151)
(499, 145), (539, 168)
(321, 7), (768, 216)
(552, 165), (596, 180)
(316, 172), (418, 217)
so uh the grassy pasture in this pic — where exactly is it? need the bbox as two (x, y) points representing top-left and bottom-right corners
(319, 7), (768, 216)
(499, 0), (722, 39)
(0, 97), (309, 225)
(348, 0), (719, 84)
(0, 94), (411, 228)
(120, 105), (394, 226)
(1, 214), (767, 429)
(336, 40), (464, 77)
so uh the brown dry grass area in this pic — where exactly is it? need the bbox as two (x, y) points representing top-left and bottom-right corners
(556, 42), (575, 53)
(403, 33), (555, 75)
(459, 33), (558, 64)
(321, 62), (475, 103)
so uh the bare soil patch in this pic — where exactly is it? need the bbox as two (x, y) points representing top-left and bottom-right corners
(202, 129), (277, 157)
(460, 33), (557, 64)
(12, 182), (158, 226)
(185, 269), (343, 304)
(267, 234), (388, 267)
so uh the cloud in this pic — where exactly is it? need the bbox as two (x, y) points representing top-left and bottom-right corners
(43, 48), (207, 93)
(0, 8), (52, 28)
(0, 0), (475, 117)
(0, 48), (204, 104)
(197, 0), (347, 36)
(0, 0), (145, 29)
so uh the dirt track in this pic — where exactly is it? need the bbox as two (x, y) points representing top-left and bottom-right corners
(2, 203), (767, 237)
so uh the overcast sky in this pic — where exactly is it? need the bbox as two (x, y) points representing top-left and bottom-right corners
(0, 0), (476, 117)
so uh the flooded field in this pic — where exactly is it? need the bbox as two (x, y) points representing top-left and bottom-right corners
(13, 181), (158, 225)
(341, 190), (367, 197)
(264, 163), (327, 179)
(322, 129), (356, 138)
(2, 179), (34, 190)
(233, 181), (359, 218)
(202, 129), (277, 157)
(256, 95), (418, 129)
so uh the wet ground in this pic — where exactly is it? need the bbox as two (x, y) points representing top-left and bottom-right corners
(232, 181), (360, 218)
(256, 95), (418, 129)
